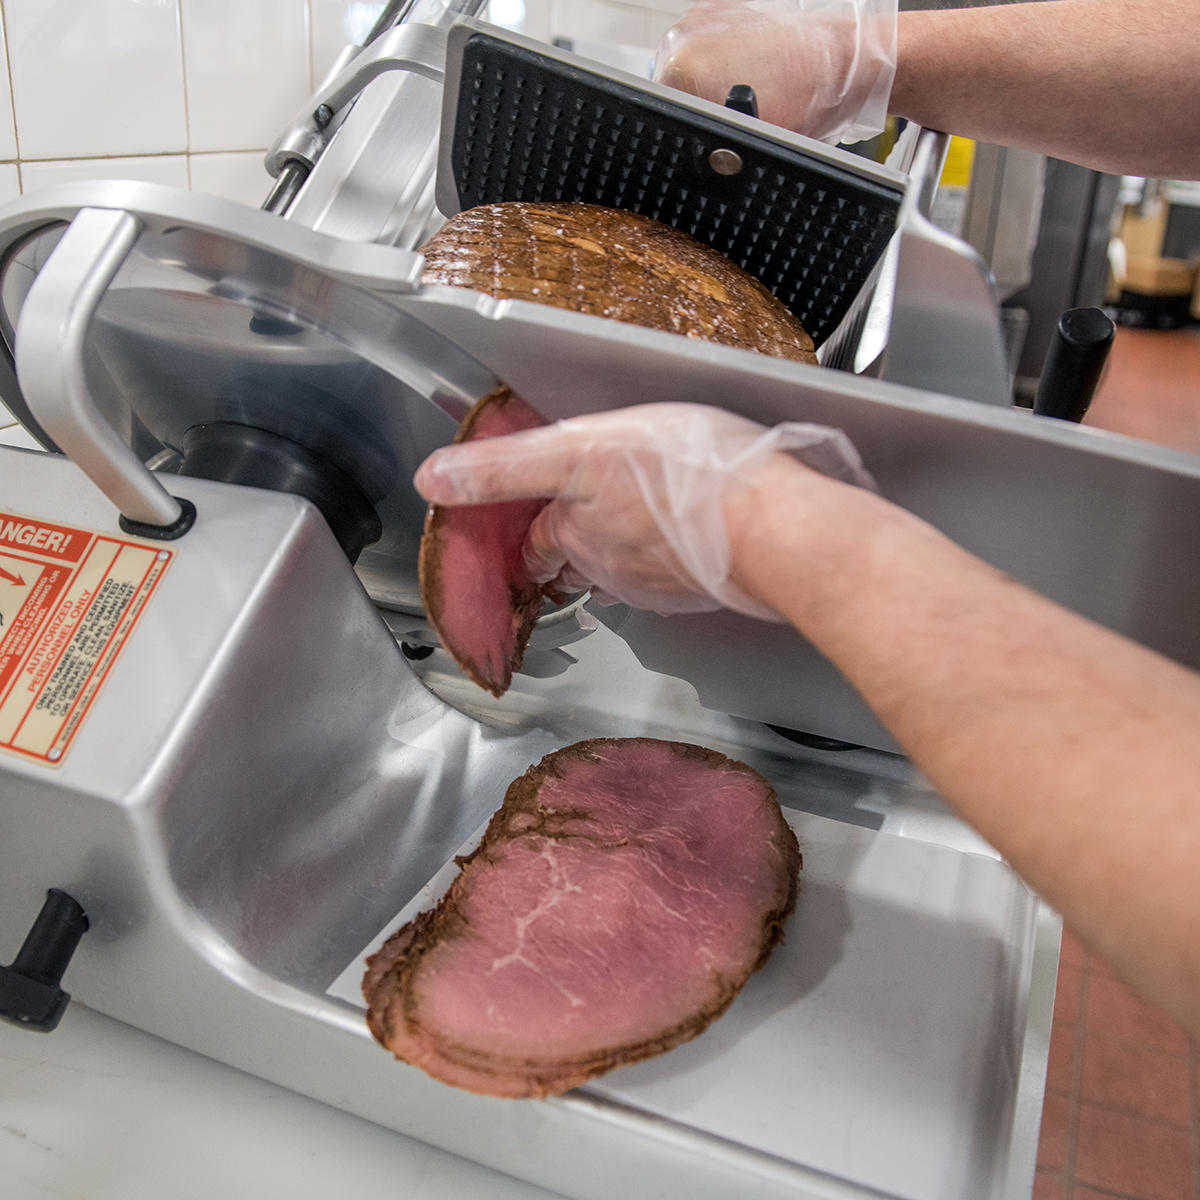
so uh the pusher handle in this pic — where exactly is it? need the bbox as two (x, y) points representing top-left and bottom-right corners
(14, 206), (190, 532)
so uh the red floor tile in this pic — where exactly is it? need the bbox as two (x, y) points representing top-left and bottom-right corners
(1032, 1166), (1068, 1199)
(1060, 926), (1087, 971)
(1073, 1102), (1194, 1200)
(1079, 1032), (1193, 1127)
(1083, 973), (1191, 1056)
(1085, 327), (1200, 455)
(1047, 1023), (1080, 1096)
(1056, 965), (1085, 1029)
(1038, 1089), (1073, 1172)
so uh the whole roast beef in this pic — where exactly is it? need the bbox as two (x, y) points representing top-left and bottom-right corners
(363, 737), (801, 1098)
(419, 200), (818, 364)
(417, 201), (819, 696)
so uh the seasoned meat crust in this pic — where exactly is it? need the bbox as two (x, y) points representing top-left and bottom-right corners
(364, 737), (801, 1098)
(420, 201), (818, 365)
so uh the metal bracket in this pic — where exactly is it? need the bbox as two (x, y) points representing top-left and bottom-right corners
(266, 21), (448, 179)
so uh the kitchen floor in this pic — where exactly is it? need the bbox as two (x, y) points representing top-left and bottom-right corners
(1036, 323), (1200, 1200)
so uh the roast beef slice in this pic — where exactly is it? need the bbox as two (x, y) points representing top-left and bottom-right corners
(418, 386), (549, 696)
(363, 737), (801, 1098)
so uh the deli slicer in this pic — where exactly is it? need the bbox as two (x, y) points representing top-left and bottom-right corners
(2, 5), (1200, 1199)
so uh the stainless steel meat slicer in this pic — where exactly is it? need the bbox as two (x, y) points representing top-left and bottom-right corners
(3, 4), (1200, 1198)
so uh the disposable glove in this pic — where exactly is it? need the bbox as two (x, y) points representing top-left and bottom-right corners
(414, 403), (875, 621)
(654, 0), (898, 145)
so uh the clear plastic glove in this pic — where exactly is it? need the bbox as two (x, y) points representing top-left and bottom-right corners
(414, 403), (875, 621)
(654, 0), (898, 145)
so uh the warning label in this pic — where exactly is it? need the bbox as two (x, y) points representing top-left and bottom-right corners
(0, 511), (172, 766)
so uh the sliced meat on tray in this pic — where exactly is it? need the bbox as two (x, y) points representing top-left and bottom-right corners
(418, 385), (549, 697)
(363, 737), (801, 1098)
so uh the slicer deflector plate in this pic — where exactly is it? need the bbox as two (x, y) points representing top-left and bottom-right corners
(438, 24), (906, 345)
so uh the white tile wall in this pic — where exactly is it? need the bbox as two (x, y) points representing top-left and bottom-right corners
(182, 0), (312, 153)
(0, 0), (685, 207)
(6, 0), (189, 160)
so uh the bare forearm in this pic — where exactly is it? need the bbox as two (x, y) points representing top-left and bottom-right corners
(729, 458), (1200, 1033)
(892, 0), (1200, 178)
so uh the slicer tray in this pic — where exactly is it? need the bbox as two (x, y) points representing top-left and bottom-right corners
(333, 807), (1040, 1200)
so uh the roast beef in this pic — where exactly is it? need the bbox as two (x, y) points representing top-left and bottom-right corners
(363, 737), (801, 1098)
(418, 386), (549, 696)
(419, 201), (818, 365)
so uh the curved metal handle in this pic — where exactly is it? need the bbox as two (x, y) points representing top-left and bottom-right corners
(14, 206), (184, 527)
(266, 21), (448, 177)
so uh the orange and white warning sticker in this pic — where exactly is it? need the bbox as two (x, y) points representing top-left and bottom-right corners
(0, 510), (172, 766)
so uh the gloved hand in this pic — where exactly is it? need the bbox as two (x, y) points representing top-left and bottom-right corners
(414, 403), (875, 621)
(654, 0), (898, 145)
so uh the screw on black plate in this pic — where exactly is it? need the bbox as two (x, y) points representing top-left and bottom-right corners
(708, 148), (744, 176)
(401, 641), (435, 661)
(0, 889), (89, 1033)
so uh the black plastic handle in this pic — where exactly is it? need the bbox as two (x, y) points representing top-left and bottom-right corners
(1033, 307), (1116, 423)
(724, 84), (758, 119)
(0, 889), (89, 1032)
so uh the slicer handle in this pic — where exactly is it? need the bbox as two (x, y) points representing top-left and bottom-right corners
(0, 889), (89, 1033)
(1033, 307), (1115, 423)
(724, 85), (758, 119)
(14, 206), (192, 532)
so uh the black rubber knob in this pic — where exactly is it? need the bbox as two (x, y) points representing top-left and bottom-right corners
(724, 85), (758, 118)
(0, 889), (89, 1032)
(1033, 307), (1116, 423)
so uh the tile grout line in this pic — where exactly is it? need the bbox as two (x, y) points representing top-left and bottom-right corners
(177, 0), (193, 189)
(0, 0), (22, 193)
(1191, 1039), (1200, 1199)
(1066, 959), (1090, 1192)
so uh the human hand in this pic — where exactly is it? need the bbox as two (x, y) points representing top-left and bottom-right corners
(414, 403), (874, 621)
(654, 0), (898, 145)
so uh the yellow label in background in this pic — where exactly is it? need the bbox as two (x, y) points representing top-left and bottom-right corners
(940, 136), (976, 190)
(0, 511), (172, 766)
(930, 136), (977, 237)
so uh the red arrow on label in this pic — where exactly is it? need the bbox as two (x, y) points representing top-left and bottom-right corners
(0, 564), (26, 586)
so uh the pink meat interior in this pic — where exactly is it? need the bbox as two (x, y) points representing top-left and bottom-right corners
(411, 741), (789, 1063)
(430, 394), (547, 690)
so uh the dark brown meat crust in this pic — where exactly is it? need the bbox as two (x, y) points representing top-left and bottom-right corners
(420, 201), (818, 365)
(363, 737), (801, 1098)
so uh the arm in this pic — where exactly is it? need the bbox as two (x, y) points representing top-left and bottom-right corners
(728, 455), (1200, 1036)
(417, 406), (1200, 1037)
(655, 0), (1200, 179)
(892, 0), (1200, 178)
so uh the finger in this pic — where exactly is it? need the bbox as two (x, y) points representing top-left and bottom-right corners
(414, 423), (588, 505)
(415, 403), (687, 505)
